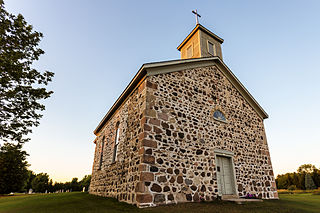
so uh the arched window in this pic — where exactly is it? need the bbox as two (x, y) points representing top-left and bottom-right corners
(112, 122), (120, 163)
(213, 110), (226, 122)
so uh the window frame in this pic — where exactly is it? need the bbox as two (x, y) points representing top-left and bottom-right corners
(207, 40), (215, 56)
(213, 110), (227, 123)
(187, 45), (193, 58)
(98, 136), (105, 170)
(112, 122), (120, 163)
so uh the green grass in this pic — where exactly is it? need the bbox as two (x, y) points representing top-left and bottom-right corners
(0, 192), (319, 213)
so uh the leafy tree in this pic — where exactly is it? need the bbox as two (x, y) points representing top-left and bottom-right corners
(298, 164), (316, 174)
(0, 1), (54, 143)
(311, 168), (320, 187)
(48, 179), (53, 192)
(305, 173), (317, 190)
(31, 173), (49, 192)
(79, 175), (91, 191)
(24, 170), (36, 191)
(70, 177), (81, 191)
(0, 143), (28, 194)
(52, 182), (64, 192)
(276, 164), (320, 190)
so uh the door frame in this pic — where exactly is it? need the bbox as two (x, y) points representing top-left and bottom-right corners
(214, 148), (238, 196)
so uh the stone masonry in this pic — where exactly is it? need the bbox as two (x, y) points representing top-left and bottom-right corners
(89, 63), (278, 207)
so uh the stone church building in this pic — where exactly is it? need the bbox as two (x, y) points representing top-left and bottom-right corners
(89, 24), (278, 207)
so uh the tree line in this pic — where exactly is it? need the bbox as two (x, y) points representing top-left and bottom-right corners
(0, 143), (91, 194)
(276, 164), (320, 190)
(26, 172), (91, 193)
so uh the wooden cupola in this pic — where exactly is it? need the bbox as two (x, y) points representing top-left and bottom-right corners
(177, 24), (224, 60)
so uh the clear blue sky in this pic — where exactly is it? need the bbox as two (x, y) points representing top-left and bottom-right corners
(5, 0), (320, 182)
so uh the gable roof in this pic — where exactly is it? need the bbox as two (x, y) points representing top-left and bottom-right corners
(177, 24), (224, 51)
(94, 57), (268, 135)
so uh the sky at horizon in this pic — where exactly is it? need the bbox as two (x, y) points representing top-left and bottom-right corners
(3, 0), (320, 182)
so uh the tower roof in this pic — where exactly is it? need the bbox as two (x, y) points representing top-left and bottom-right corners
(177, 24), (224, 51)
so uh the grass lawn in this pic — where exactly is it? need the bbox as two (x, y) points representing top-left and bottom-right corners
(0, 192), (319, 213)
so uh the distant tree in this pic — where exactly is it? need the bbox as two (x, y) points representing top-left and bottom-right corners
(298, 164), (316, 174)
(70, 177), (81, 191)
(24, 170), (36, 191)
(79, 175), (91, 191)
(297, 172), (306, 190)
(0, 143), (28, 194)
(276, 164), (320, 190)
(288, 185), (297, 191)
(52, 182), (63, 192)
(0, 0), (54, 143)
(31, 173), (49, 192)
(48, 179), (53, 192)
(311, 168), (320, 188)
(305, 173), (317, 190)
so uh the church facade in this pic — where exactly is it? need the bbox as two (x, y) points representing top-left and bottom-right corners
(89, 24), (278, 207)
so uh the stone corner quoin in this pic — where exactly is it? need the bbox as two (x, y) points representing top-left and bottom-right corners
(88, 63), (278, 208)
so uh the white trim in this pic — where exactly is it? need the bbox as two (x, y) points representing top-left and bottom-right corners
(214, 149), (238, 196)
(214, 148), (234, 156)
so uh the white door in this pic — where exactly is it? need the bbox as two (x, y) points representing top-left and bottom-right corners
(216, 156), (234, 195)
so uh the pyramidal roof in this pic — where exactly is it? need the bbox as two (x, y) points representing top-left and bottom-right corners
(177, 24), (224, 51)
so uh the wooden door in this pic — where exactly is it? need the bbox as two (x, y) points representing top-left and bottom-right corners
(216, 156), (234, 195)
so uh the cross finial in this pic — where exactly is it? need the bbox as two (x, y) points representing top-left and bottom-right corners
(192, 10), (201, 25)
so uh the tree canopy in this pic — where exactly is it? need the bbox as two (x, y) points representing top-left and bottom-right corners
(31, 173), (49, 193)
(0, 1), (54, 143)
(297, 164), (316, 174)
(276, 164), (320, 190)
(0, 143), (28, 194)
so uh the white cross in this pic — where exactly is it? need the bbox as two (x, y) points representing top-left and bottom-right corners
(192, 10), (201, 25)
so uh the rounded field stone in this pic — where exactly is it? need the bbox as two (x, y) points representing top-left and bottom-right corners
(196, 149), (203, 155)
(145, 149), (152, 155)
(151, 183), (162, 192)
(191, 185), (197, 191)
(169, 177), (175, 183)
(177, 176), (183, 184)
(158, 176), (167, 183)
(154, 194), (165, 203)
(163, 186), (170, 192)
(186, 194), (192, 201)
(168, 194), (174, 201)
(178, 132), (184, 138)
(150, 166), (159, 172)
(193, 193), (199, 202)
(157, 158), (164, 164)
(185, 179), (193, 185)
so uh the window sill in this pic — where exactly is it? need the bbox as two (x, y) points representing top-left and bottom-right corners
(213, 117), (228, 124)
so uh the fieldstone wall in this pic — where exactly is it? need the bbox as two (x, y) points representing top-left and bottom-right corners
(89, 80), (147, 204)
(90, 64), (278, 208)
(138, 65), (277, 206)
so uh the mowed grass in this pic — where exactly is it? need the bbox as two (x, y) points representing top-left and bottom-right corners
(0, 192), (319, 213)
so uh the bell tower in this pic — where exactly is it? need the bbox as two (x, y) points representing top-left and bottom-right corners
(177, 24), (224, 60)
